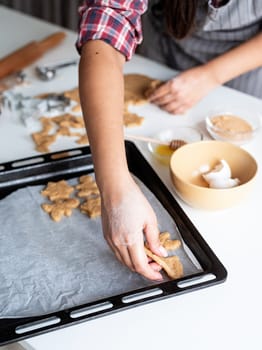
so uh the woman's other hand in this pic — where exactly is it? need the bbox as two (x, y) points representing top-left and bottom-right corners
(149, 65), (219, 114)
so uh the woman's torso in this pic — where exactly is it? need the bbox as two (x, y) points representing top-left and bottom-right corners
(138, 0), (262, 97)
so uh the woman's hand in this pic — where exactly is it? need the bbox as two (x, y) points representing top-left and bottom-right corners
(101, 175), (167, 281)
(149, 65), (219, 114)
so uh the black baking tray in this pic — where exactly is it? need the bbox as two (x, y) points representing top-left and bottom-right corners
(0, 142), (227, 345)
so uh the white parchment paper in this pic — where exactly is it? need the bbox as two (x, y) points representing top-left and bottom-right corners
(0, 176), (201, 318)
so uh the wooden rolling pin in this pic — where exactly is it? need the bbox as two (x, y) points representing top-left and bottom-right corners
(0, 31), (66, 79)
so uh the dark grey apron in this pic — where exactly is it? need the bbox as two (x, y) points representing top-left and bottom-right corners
(138, 0), (262, 98)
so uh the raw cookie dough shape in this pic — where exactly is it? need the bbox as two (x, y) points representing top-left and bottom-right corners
(145, 232), (183, 279)
(52, 113), (88, 145)
(80, 196), (101, 218)
(124, 74), (163, 105)
(63, 87), (81, 113)
(123, 74), (164, 127)
(159, 231), (181, 251)
(31, 117), (57, 153)
(145, 247), (183, 279)
(76, 134), (89, 144)
(31, 113), (88, 153)
(32, 133), (57, 153)
(41, 180), (74, 201)
(75, 175), (100, 198)
(42, 198), (80, 222)
(123, 107), (145, 127)
(53, 113), (85, 129)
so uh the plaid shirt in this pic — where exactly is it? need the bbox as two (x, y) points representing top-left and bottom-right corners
(77, 0), (230, 60)
(77, 0), (148, 60)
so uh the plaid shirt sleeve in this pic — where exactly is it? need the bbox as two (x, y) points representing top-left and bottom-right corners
(76, 0), (148, 60)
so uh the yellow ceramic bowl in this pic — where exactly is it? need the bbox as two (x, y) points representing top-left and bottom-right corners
(170, 141), (257, 210)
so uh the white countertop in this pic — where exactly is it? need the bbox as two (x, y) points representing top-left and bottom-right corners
(0, 6), (262, 350)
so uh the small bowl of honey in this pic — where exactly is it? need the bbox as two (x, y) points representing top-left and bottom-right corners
(148, 127), (203, 165)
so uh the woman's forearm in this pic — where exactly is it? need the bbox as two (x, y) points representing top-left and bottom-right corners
(205, 32), (262, 85)
(79, 40), (128, 193)
(79, 40), (164, 281)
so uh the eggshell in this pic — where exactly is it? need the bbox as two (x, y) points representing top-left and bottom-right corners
(208, 177), (240, 189)
(202, 159), (231, 183)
